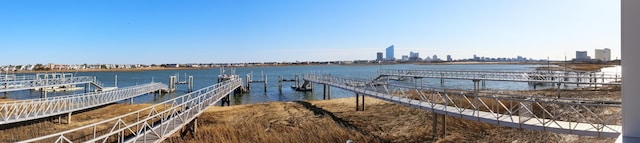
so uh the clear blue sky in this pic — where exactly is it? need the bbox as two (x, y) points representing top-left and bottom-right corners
(0, 0), (620, 65)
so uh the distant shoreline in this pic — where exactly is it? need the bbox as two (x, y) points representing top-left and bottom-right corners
(3, 61), (618, 74)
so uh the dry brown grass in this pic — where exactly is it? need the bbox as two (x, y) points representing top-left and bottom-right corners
(0, 103), (153, 142)
(166, 96), (616, 143)
(166, 101), (380, 143)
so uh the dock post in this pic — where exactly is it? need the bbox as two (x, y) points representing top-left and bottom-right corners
(295, 75), (300, 89)
(169, 76), (175, 92)
(278, 76), (283, 92)
(440, 73), (444, 86)
(115, 75), (118, 87)
(264, 74), (267, 92)
(246, 74), (251, 92)
(188, 76), (194, 92)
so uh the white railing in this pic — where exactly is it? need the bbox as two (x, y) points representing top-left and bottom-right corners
(376, 69), (622, 85)
(18, 77), (242, 143)
(306, 74), (622, 137)
(0, 82), (167, 125)
(0, 75), (37, 81)
(0, 76), (100, 92)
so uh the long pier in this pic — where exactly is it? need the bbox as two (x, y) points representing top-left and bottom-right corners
(0, 75), (105, 93)
(305, 74), (621, 137)
(18, 76), (242, 143)
(0, 82), (167, 125)
(376, 69), (621, 86)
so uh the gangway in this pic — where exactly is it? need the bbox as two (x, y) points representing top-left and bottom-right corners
(18, 76), (242, 143)
(0, 82), (167, 125)
(305, 74), (622, 137)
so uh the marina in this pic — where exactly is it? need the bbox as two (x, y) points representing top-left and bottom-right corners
(0, 64), (624, 142)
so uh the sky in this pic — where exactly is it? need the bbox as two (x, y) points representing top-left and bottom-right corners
(0, 0), (621, 65)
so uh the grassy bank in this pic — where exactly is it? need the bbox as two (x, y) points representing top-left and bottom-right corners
(0, 104), (153, 142)
(167, 97), (615, 143)
(0, 92), (618, 142)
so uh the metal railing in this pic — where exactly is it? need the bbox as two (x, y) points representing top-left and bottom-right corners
(305, 74), (622, 137)
(0, 76), (103, 92)
(0, 82), (168, 125)
(0, 75), (37, 81)
(18, 77), (242, 143)
(376, 69), (622, 85)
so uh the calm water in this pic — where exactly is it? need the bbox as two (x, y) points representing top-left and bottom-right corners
(4, 64), (548, 105)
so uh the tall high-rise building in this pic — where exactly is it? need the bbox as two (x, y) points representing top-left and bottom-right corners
(376, 52), (384, 61)
(595, 48), (611, 61)
(409, 51), (419, 61)
(575, 51), (590, 60)
(401, 55), (409, 61)
(385, 45), (395, 61)
(447, 55), (452, 62)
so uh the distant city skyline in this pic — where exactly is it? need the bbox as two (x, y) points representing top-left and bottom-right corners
(0, 0), (620, 65)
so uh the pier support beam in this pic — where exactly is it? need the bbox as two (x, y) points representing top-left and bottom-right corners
(323, 84), (327, 100)
(441, 113), (446, 138)
(221, 95), (230, 106)
(556, 83), (562, 98)
(328, 86), (331, 100)
(322, 84), (331, 100)
(432, 112), (437, 141)
(481, 75), (486, 87)
(41, 90), (47, 98)
(67, 112), (72, 124)
(356, 93), (359, 111)
(440, 73), (445, 86)
(472, 79), (481, 93)
(622, 0), (640, 141)
(194, 117), (198, 133)
(85, 83), (90, 93)
(355, 93), (365, 111)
